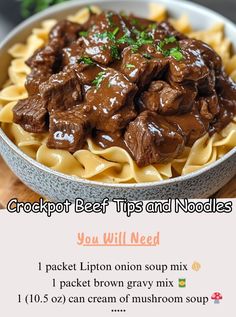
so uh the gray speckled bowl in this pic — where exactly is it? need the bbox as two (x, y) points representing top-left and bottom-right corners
(0, 0), (236, 201)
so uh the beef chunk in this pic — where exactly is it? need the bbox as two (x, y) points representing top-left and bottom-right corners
(216, 72), (236, 103)
(158, 21), (187, 40)
(49, 20), (82, 47)
(25, 44), (59, 95)
(47, 108), (90, 152)
(198, 69), (216, 96)
(210, 73), (236, 133)
(83, 11), (133, 65)
(120, 47), (167, 88)
(125, 111), (185, 167)
(168, 39), (209, 83)
(74, 62), (104, 85)
(39, 68), (82, 112)
(13, 96), (48, 133)
(62, 39), (85, 66)
(128, 15), (156, 31)
(25, 69), (51, 96)
(194, 39), (222, 72)
(140, 81), (197, 114)
(86, 68), (137, 132)
(165, 106), (208, 146)
(140, 81), (182, 114)
(26, 44), (57, 70)
(198, 94), (220, 121)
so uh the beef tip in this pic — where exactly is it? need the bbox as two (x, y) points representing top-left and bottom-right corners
(124, 111), (185, 167)
(140, 80), (197, 114)
(96, 103), (136, 133)
(49, 20), (82, 47)
(39, 68), (82, 112)
(25, 68), (51, 96)
(216, 72), (236, 104)
(192, 39), (222, 72)
(26, 45), (57, 70)
(128, 14), (156, 31)
(25, 44), (59, 95)
(140, 81), (182, 114)
(74, 63), (104, 86)
(165, 105), (208, 146)
(170, 81), (198, 113)
(158, 21), (187, 40)
(47, 108), (90, 152)
(13, 95), (48, 133)
(198, 94), (220, 121)
(120, 46), (167, 88)
(62, 39), (85, 66)
(210, 72), (236, 133)
(86, 68), (137, 132)
(83, 11), (133, 65)
(168, 39), (210, 83)
(198, 68), (216, 96)
(147, 21), (185, 43)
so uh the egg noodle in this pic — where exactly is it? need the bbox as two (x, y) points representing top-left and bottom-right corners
(0, 4), (236, 183)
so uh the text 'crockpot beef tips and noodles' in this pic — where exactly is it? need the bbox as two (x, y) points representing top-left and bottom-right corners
(0, 4), (236, 183)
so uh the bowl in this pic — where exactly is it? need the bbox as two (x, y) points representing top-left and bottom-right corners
(0, 0), (236, 201)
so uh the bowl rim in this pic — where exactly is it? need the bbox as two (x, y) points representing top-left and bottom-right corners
(0, 0), (236, 189)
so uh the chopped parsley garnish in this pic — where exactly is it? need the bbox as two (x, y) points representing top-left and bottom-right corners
(117, 34), (135, 45)
(131, 18), (139, 26)
(148, 23), (158, 30)
(92, 71), (106, 89)
(143, 53), (152, 59)
(157, 36), (184, 61)
(96, 27), (121, 60)
(78, 57), (94, 65)
(131, 29), (154, 52)
(111, 45), (120, 59)
(113, 27), (120, 37)
(158, 36), (177, 54)
(126, 64), (135, 69)
(106, 12), (114, 27)
(169, 47), (184, 61)
(79, 31), (89, 37)
(96, 27), (120, 42)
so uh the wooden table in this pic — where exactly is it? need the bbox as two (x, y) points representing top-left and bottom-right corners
(0, 156), (235, 208)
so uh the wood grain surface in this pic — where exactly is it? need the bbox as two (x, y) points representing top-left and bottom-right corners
(0, 155), (235, 208)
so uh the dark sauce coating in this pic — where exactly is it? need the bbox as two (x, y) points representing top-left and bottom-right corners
(13, 10), (236, 167)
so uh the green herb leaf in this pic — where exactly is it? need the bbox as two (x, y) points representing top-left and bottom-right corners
(143, 53), (152, 59)
(96, 27), (120, 42)
(169, 47), (184, 61)
(131, 18), (139, 26)
(148, 23), (158, 30)
(157, 36), (184, 61)
(117, 34), (135, 45)
(106, 12), (114, 27)
(78, 57), (94, 65)
(79, 31), (89, 37)
(111, 45), (120, 59)
(92, 71), (106, 89)
(112, 27), (120, 36)
(131, 29), (154, 52)
(126, 64), (135, 69)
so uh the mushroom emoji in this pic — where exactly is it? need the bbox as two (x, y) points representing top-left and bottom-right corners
(211, 292), (223, 304)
